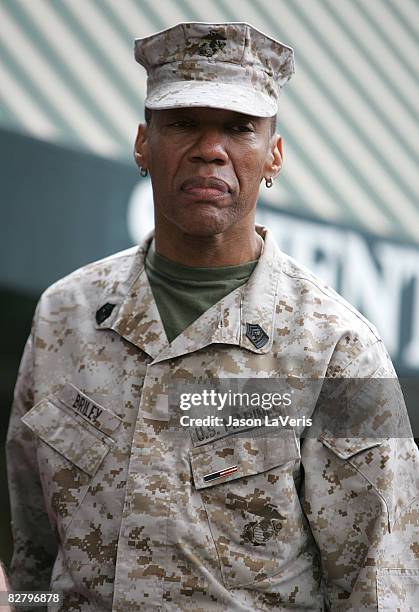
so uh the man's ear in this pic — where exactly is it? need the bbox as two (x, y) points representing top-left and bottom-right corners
(134, 123), (149, 171)
(263, 134), (283, 181)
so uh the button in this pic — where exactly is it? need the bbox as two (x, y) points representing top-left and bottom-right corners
(246, 323), (269, 349)
(96, 303), (116, 325)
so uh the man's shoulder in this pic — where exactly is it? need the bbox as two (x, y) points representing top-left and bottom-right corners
(38, 246), (141, 309)
(276, 248), (381, 345)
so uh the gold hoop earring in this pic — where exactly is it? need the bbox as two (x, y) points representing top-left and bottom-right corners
(265, 177), (273, 188)
(140, 167), (148, 177)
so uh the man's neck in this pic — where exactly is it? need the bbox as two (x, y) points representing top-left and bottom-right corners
(154, 227), (263, 267)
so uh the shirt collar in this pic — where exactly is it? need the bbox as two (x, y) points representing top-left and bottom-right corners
(95, 225), (282, 361)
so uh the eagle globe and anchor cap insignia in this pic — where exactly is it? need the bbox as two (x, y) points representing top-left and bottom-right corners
(246, 323), (269, 349)
(197, 29), (227, 57)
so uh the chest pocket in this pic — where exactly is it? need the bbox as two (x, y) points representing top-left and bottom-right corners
(189, 431), (302, 588)
(21, 389), (121, 538)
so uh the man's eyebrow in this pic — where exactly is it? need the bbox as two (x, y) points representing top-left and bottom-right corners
(229, 114), (260, 122)
(162, 110), (263, 124)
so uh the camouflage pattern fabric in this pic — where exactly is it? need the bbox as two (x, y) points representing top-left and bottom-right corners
(134, 22), (295, 117)
(7, 226), (419, 610)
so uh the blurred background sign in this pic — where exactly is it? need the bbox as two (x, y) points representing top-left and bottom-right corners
(1, 0), (418, 563)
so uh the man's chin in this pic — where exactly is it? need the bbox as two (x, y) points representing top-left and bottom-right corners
(171, 209), (234, 237)
(177, 222), (227, 238)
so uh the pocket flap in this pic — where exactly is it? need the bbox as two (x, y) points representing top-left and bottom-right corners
(22, 398), (110, 476)
(377, 568), (419, 610)
(190, 431), (300, 490)
(319, 433), (386, 460)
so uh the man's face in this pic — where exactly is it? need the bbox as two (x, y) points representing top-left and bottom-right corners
(135, 107), (281, 237)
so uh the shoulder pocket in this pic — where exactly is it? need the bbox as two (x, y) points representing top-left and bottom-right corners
(319, 434), (419, 530)
(318, 434), (386, 461)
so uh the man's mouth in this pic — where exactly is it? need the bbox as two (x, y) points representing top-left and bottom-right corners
(181, 177), (231, 198)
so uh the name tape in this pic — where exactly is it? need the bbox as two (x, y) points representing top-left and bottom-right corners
(57, 383), (122, 436)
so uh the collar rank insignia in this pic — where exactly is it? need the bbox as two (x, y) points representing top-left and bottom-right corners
(203, 465), (238, 483)
(246, 323), (269, 349)
(96, 302), (116, 325)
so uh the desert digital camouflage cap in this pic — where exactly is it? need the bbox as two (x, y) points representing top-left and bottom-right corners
(134, 22), (295, 117)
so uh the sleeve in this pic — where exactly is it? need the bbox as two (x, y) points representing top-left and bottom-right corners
(0, 561), (13, 611)
(301, 339), (419, 611)
(6, 330), (57, 593)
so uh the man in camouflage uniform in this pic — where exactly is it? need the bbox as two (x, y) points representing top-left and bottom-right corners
(7, 22), (419, 611)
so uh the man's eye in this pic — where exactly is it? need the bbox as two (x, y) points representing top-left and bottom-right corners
(230, 124), (253, 133)
(169, 121), (193, 128)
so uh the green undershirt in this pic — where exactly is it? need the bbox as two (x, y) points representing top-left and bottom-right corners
(145, 243), (258, 343)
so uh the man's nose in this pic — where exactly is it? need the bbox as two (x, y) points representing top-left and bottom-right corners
(189, 128), (228, 165)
